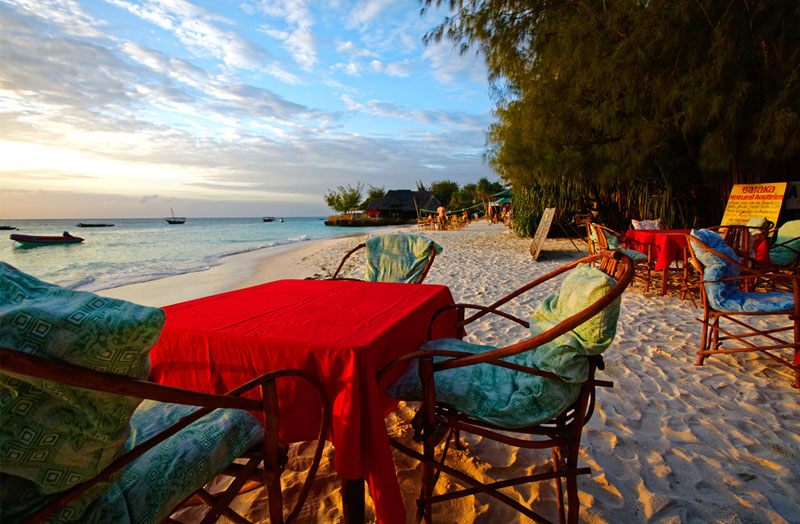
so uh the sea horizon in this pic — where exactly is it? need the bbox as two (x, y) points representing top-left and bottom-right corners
(1, 217), (378, 293)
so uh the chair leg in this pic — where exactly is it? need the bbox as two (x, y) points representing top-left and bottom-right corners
(419, 357), (436, 523)
(551, 447), (566, 524)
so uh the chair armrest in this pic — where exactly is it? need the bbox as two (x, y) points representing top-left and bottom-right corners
(427, 303), (529, 340)
(331, 243), (366, 279)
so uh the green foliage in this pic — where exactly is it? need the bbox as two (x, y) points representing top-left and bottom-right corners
(429, 180), (460, 207)
(449, 184), (477, 211)
(324, 183), (363, 213)
(359, 185), (386, 210)
(422, 0), (800, 226)
(416, 179), (428, 191)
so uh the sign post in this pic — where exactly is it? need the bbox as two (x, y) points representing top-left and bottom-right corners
(720, 183), (787, 226)
(529, 207), (556, 261)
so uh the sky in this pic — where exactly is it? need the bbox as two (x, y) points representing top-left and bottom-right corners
(0, 0), (497, 219)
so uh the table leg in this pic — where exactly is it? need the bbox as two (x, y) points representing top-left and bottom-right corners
(342, 478), (365, 524)
(660, 267), (669, 296)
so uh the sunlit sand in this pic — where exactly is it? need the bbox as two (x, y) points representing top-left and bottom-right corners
(101, 221), (800, 523)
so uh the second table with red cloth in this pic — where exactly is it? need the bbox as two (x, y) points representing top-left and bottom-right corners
(149, 279), (458, 524)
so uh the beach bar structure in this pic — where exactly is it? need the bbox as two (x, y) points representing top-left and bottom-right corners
(367, 190), (441, 220)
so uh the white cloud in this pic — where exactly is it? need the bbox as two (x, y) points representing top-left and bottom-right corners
(347, 0), (394, 28)
(254, 0), (317, 70)
(3, 0), (106, 37)
(422, 40), (487, 85)
(107, 0), (269, 70)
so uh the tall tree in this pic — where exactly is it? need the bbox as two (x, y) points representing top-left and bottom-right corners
(422, 0), (800, 222)
(429, 180), (460, 207)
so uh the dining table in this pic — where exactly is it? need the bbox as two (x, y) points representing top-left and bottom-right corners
(148, 278), (458, 524)
(625, 228), (692, 295)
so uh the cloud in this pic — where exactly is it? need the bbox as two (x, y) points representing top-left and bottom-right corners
(422, 40), (488, 85)
(2, 0), (107, 37)
(107, 0), (270, 70)
(341, 95), (490, 131)
(254, 0), (317, 70)
(346, 0), (395, 28)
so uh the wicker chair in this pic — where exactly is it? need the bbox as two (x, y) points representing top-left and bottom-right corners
(330, 233), (441, 284)
(686, 229), (799, 388)
(588, 223), (655, 292)
(379, 251), (634, 523)
(0, 346), (329, 524)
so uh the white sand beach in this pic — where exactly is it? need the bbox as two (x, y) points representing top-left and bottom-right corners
(101, 221), (800, 524)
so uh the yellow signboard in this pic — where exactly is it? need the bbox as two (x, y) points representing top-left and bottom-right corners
(720, 182), (787, 226)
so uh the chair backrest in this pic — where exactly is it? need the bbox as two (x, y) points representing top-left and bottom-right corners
(771, 220), (800, 267)
(589, 223), (622, 250)
(364, 233), (442, 284)
(0, 262), (165, 496)
(687, 229), (742, 309)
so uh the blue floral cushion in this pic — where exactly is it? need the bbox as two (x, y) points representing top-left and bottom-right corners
(365, 234), (442, 283)
(690, 230), (793, 313)
(388, 264), (622, 427)
(2, 402), (262, 524)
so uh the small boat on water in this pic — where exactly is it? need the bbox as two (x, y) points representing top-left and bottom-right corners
(278, 218), (284, 222)
(263, 217), (276, 222)
(166, 207), (185, 224)
(77, 222), (114, 227)
(10, 232), (84, 246)
(0, 225), (17, 230)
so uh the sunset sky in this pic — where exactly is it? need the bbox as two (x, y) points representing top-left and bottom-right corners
(0, 0), (494, 218)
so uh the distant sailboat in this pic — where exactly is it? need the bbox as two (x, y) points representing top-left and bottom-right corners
(166, 207), (185, 224)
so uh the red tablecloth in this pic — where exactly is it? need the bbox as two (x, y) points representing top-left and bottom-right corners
(150, 279), (458, 524)
(625, 229), (691, 271)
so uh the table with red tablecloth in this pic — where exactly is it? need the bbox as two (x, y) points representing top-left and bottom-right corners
(625, 229), (692, 295)
(149, 279), (458, 524)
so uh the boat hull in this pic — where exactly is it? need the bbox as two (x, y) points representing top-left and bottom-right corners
(10, 234), (84, 246)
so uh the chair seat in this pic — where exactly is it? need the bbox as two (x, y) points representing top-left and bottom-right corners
(388, 338), (582, 428)
(621, 249), (649, 263)
(3, 401), (262, 524)
(714, 290), (794, 313)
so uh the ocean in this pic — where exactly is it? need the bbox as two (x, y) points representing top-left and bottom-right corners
(1, 217), (374, 292)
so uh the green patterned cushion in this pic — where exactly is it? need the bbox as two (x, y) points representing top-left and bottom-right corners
(2, 402), (262, 524)
(0, 263), (164, 517)
(388, 264), (622, 427)
(365, 234), (443, 283)
(770, 220), (800, 267)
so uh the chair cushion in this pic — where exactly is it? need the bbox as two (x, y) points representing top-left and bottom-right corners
(589, 226), (621, 249)
(690, 230), (793, 313)
(2, 402), (263, 524)
(0, 263), (165, 494)
(365, 234), (443, 283)
(770, 220), (800, 267)
(631, 218), (662, 230)
(621, 249), (649, 263)
(388, 264), (622, 428)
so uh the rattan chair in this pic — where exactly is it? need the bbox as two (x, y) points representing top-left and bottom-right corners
(330, 233), (441, 284)
(379, 251), (634, 523)
(588, 223), (655, 292)
(0, 346), (329, 524)
(686, 229), (799, 388)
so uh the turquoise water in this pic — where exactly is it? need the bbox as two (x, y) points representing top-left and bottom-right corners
(0, 217), (374, 291)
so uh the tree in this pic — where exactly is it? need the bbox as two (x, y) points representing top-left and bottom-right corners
(422, 0), (800, 226)
(324, 183), (364, 213)
(359, 185), (386, 210)
(429, 180), (460, 208)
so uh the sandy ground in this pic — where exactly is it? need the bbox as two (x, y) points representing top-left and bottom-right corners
(101, 221), (800, 524)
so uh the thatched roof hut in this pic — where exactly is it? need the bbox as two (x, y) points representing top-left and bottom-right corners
(367, 190), (441, 219)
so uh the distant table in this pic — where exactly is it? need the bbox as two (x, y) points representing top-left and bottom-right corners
(625, 229), (691, 295)
(149, 279), (458, 524)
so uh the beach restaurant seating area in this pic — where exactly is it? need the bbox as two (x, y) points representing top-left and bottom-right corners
(1, 219), (798, 524)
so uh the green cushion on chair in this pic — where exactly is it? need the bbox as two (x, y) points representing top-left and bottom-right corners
(770, 220), (800, 267)
(0, 262), (164, 521)
(388, 264), (622, 428)
(365, 234), (442, 283)
(2, 402), (263, 524)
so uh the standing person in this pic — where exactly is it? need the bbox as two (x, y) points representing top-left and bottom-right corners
(502, 204), (510, 225)
(437, 205), (447, 230)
